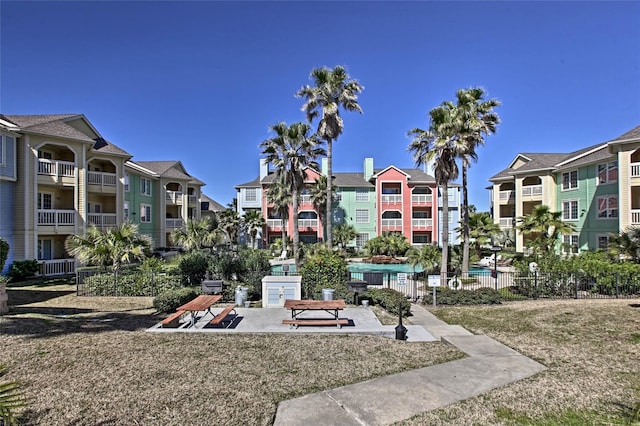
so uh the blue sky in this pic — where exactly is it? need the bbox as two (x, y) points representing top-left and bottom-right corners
(2, 1), (639, 212)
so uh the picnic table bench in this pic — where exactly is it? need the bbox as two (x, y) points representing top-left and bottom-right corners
(209, 304), (237, 328)
(160, 310), (185, 328)
(172, 294), (223, 328)
(283, 299), (348, 328)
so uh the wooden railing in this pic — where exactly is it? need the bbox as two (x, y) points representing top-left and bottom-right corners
(38, 259), (75, 277)
(499, 190), (514, 201)
(499, 217), (514, 227)
(38, 209), (75, 226)
(87, 171), (117, 186)
(521, 185), (543, 197)
(411, 218), (433, 228)
(266, 219), (283, 228)
(381, 218), (402, 228)
(165, 218), (184, 229)
(166, 191), (183, 204)
(38, 159), (75, 178)
(632, 209), (640, 225)
(381, 194), (402, 203)
(631, 163), (640, 178)
(297, 219), (318, 228)
(411, 194), (432, 204)
(88, 213), (117, 229)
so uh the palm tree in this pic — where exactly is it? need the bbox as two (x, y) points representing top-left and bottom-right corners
(266, 178), (292, 249)
(407, 244), (440, 274)
(171, 216), (222, 251)
(310, 175), (337, 242)
(452, 88), (500, 274)
(0, 364), (27, 426)
(386, 232), (411, 257)
(65, 222), (152, 272)
(516, 205), (575, 255)
(218, 207), (241, 246)
(333, 223), (357, 251)
(608, 226), (640, 262)
(408, 103), (459, 284)
(260, 121), (325, 263)
(456, 211), (501, 259)
(297, 65), (364, 249)
(243, 210), (265, 249)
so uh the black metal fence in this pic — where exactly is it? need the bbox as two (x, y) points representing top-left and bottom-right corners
(76, 269), (183, 297)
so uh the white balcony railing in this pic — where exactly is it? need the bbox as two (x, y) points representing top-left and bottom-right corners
(499, 217), (514, 227)
(166, 191), (183, 204)
(631, 162), (640, 178)
(300, 195), (312, 204)
(266, 219), (284, 228)
(411, 218), (433, 228)
(38, 159), (76, 178)
(381, 194), (402, 204)
(499, 190), (514, 201)
(381, 218), (403, 228)
(632, 209), (640, 225)
(87, 171), (117, 186)
(187, 194), (197, 204)
(521, 185), (543, 197)
(88, 213), (117, 229)
(411, 194), (432, 204)
(166, 218), (184, 229)
(297, 219), (318, 228)
(38, 209), (75, 226)
(38, 259), (75, 277)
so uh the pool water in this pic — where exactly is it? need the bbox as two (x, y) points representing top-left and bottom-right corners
(347, 262), (424, 274)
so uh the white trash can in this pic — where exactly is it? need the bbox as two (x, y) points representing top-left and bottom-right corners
(322, 288), (335, 301)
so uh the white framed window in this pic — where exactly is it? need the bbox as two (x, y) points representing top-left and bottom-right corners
(356, 233), (369, 248)
(355, 209), (369, 223)
(245, 188), (257, 202)
(562, 200), (579, 221)
(38, 239), (52, 260)
(563, 234), (579, 254)
(597, 161), (618, 185)
(124, 201), (129, 221)
(0, 135), (4, 166)
(355, 188), (369, 202)
(597, 196), (618, 219)
(38, 192), (53, 210)
(37, 149), (53, 159)
(140, 203), (151, 223)
(562, 170), (578, 190)
(141, 178), (151, 196)
(597, 234), (610, 250)
(124, 172), (130, 192)
(335, 190), (342, 202)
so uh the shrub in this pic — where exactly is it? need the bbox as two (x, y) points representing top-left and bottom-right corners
(178, 251), (210, 286)
(8, 260), (39, 282)
(153, 287), (198, 313)
(300, 251), (348, 300)
(430, 287), (502, 306)
(83, 271), (181, 296)
(366, 288), (411, 317)
(0, 238), (9, 272)
(237, 249), (270, 301)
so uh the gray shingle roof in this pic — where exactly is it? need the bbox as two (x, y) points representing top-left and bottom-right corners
(92, 138), (132, 157)
(136, 161), (204, 186)
(555, 144), (613, 170)
(607, 125), (640, 143)
(5, 114), (96, 143)
(333, 172), (373, 187)
(235, 176), (262, 188)
(201, 193), (225, 211)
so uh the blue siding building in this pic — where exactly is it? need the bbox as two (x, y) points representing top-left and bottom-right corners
(0, 120), (18, 273)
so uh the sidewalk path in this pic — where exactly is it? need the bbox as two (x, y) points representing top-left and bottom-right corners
(273, 304), (546, 425)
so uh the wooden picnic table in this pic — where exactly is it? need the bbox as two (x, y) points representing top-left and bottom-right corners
(177, 294), (222, 328)
(283, 299), (348, 328)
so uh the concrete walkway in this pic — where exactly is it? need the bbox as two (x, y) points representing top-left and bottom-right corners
(273, 304), (546, 425)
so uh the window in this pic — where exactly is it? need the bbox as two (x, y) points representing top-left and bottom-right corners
(124, 201), (129, 221)
(245, 188), (257, 202)
(140, 204), (151, 223)
(562, 170), (578, 190)
(38, 239), (52, 260)
(355, 209), (369, 223)
(141, 178), (151, 196)
(355, 188), (369, 202)
(124, 173), (130, 192)
(38, 192), (53, 210)
(562, 200), (578, 220)
(356, 233), (369, 248)
(563, 234), (579, 254)
(335, 190), (342, 202)
(597, 161), (618, 185)
(597, 196), (618, 219)
(0, 135), (4, 165)
(597, 235), (610, 250)
(37, 150), (53, 159)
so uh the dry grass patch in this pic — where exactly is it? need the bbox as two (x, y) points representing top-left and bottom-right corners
(0, 283), (461, 425)
(399, 299), (640, 425)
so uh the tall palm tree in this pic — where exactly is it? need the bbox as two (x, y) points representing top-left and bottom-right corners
(408, 104), (459, 284)
(260, 121), (325, 263)
(456, 211), (501, 259)
(608, 226), (640, 262)
(297, 65), (364, 249)
(310, 175), (337, 242)
(65, 222), (151, 273)
(171, 216), (222, 251)
(266, 178), (292, 249)
(452, 88), (501, 274)
(516, 205), (575, 255)
(218, 207), (241, 246)
(407, 244), (440, 274)
(243, 210), (265, 249)
(333, 223), (357, 251)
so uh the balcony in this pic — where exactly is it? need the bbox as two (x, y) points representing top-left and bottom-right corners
(499, 190), (515, 203)
(411, 194), (432, 204)
(38, 209), (75, 226)
(632, 209), (640, 225)
(631, 163), (640, 178)
(37, 259), (76, 277)
(87, 171), (117, 193)
(411, 218), (433, 228)
(521, 185), (543, 197)
(166, 218), (184, 229)
(381, 194), (402, 204)
(88, 213), (117, 229)
(166, 191), (183, 204)
(297, 219), (318, 228)
(266, 219), (284, 228)
(381, 218), (402, 230)
(499, 217), (514, 227)
(38, 159), (76, 184)
(299, 194), (312, 205)
(187, 194), (197, 204)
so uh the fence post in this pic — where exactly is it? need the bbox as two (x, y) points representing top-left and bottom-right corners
(615, 272), (620, 298)
(533, 271), (538, 300)
(573, 272), (578, 299)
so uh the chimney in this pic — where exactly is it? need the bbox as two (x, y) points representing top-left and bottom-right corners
(259, 159), (269, 180)
(321, 158), (328, 176)
(364, 157), (374, 181)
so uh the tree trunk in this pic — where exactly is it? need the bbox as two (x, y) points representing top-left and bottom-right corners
(326, 139), (333, 249)
(440, 183), (449, 285)
(292, 191), (300, 269)
(462, 164), (470, 275)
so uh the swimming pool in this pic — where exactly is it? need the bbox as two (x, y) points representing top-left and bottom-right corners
(347, 262), (424, 274)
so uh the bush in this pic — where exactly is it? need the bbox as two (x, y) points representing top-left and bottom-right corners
(300, 251), (348, 300)
(8, 260), (39, 282)
(153, 287), (198, 313)
(178, 251), (210, 286)
(0, 238), (9, 272)
(83, 271), (181, 296)
(366, 288), (411, 317)
(429, 287), (502, 306)
(236, 249), (270, 301)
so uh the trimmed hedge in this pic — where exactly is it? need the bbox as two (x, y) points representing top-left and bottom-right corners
(428, 287), (502, 306)
(366, 288), (411, 317)
(83, 272), (182, 296)
(8, 260), (39, 282)
(153, 287), (199, 313)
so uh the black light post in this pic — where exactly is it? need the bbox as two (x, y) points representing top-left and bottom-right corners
(490, 245), (501, 290)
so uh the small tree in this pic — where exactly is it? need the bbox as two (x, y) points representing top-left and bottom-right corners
(300, 250), (348, 300)
(0, 238), (9, 272)
(333, 223), (357, 251)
